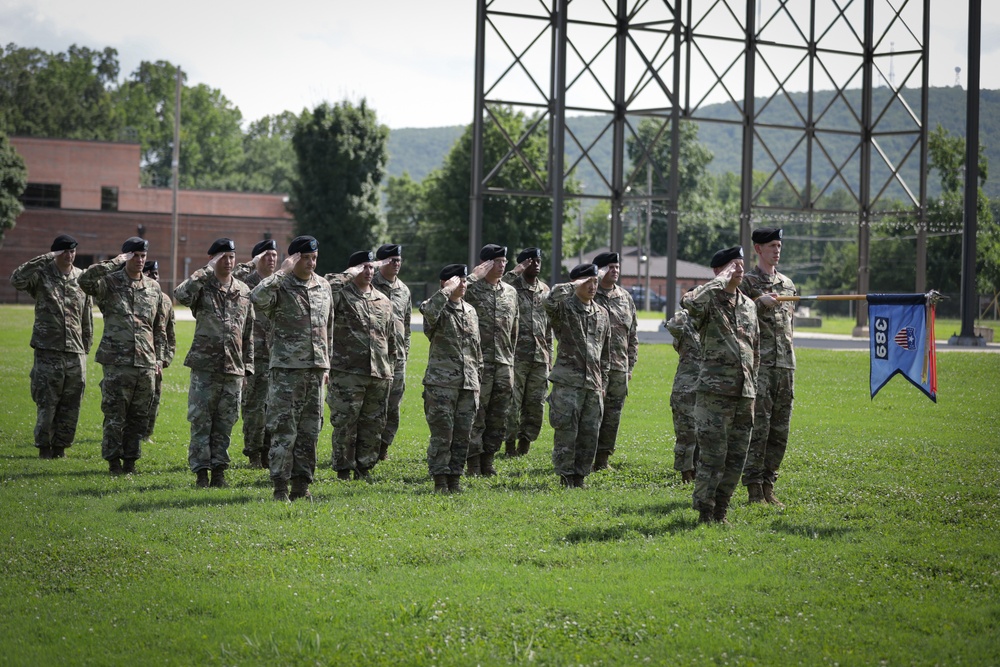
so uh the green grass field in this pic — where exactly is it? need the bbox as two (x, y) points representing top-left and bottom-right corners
(1, 304), (998, 666)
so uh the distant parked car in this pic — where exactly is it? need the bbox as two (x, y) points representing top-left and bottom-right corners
(625, 286), (668, 312)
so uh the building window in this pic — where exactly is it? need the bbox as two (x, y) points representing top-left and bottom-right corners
(20, 183), (61, 208)
(101, 186), (119, 212)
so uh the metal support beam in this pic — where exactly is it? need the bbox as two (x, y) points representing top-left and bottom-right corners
(665, 0), (682, 316)
(854, 0), (875, 334)
(739, 0), (757, 253)
(550, 0), (568, 285)
(468, 0), (487, 268)
(609, 0), (628, 255)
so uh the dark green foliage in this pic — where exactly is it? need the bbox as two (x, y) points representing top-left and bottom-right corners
(291, 100), (388, 275)
(0, 132), (27, 249)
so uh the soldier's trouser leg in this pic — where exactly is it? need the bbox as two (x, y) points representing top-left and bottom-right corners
(505, 362), (528, 444)
(241, 364), (271, 456)
(143, 371), (163, 439)
(671, 389), (698, 472)
(425, 385), (478, 476)
(517, 362), (548, 442)
(381, 361), (406, 454)
(549, 384), (604, 477)
(742, 366), (794, 486)
(187, 370), (241, 473)
(100, 365), (154, 462)
(31, 349), (86, 450)
(355, 377), (391, 471)
(597, 370), (628, 455)
(267, 368), (323, 483)
(692, 392), (754, 512)
(471, 363), (511, 458)
(328, 371), (388, 471)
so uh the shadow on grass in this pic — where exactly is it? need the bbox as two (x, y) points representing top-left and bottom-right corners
(61, 482), (178, 497)
(563, 500), (695, 542)
(116, 493), (259, 512)
(4, 468), (113, 480)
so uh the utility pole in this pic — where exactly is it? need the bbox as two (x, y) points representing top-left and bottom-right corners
(170, 66), (182, 299)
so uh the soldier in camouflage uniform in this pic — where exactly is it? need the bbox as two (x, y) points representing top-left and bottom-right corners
(592, 252), (638, 471)
(681, 246), (759, 524)
(325, 250), (396, 482)
(665, 305), (701, 482)
(80, 237), (168, 475)
(140, 260), (176, 441)
(420, 264), (482, 494)
(174, 238), (255, 489)
(251, 236), (334, 501)
(501, 247), (552, 458)
(739, 227), (797, 508)
(371, 243), (411, 461)
(545, 264), (611, 488)
(10, 235), (93, 459)
(464, 244), (519, 477)
(234, 238), (278, 468)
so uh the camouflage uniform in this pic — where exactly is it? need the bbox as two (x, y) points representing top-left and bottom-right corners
(142, 291), (176, 439)
(544, 284), (611, 480)
(372, 269), (412, 458)
(251, 271), (334, 485)
(80, 257), (167, 464)
(174, 268), (255, 474)
(464, 274), (519, 461)
(681, 275), (759, 515)
(593, 284), (638, 459)
(665, 308), (701, 474)
(502, 271), (552, 446)
(234, 262), (273, 459)
(739, 266), (797, 487)
(10, 254), (93, 453)
(325, 273), (396, 476)
(419, 290), (482, 476)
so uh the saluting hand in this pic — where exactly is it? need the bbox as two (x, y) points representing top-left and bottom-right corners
(442, 275), (461, 295)
(207, 252), (225, 272)
(279, 253), (300, 273)
(471, 260), (494, 279)
(115, 252), (134, 263)
(512, 259), (530, 275)
(597, 266), (610, 281)
(251, 251), (266, 268)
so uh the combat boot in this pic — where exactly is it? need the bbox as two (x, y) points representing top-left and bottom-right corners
(273, 478), (289, 502)
(336, 469), (351, 481)
(573, 474), (587, 489)
(195, 469), (210, 488)
(289, 477), (312, 501)
(466, 454), (482, 477)
(481, 452), (497, 477)
(559, 475), (574, 488)
(593, 451), (611, 471)
(39, 446), (53, 459)
(52, 446), (66, 459)
(516, 437), (531, 457)
(432, 474), (449, 495)
(122, 459), (136, 474)
(354, 467), (374, 484)
(681, 469), (696, 484)
(447, 474), (463, 494)
(504, 439), (517, 458)
(247, 452), (261, 468)
(746, 483), (765, 504)
(378, 442), (390, 461)
(210, 467), (228, 488)
(260, 449), (270, 469)
(713, 495), (731, 525)
(762, 482), (785, 508)
(108, 458), (124, 476)
(698, 508), (715, 524)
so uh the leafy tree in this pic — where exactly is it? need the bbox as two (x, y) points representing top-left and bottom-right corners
(384, 172), (432, 283)
(291, 99), (388, 275)
(0, 132), (27, 250)
(238, 112), (300, 194)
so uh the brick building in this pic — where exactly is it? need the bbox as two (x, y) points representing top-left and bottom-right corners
(2, 136), (294, 302)
(563, 245), (715, 304)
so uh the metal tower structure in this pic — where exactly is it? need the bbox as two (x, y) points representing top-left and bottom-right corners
(470, 0), (931, 321)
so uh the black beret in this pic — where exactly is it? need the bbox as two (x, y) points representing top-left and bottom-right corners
(480, 244), (507, 261)
(51, 234), (78, 252)
(143, 260), (159, 274)
(252, 239), (277, 257)
(592, 251), (620, 268)
(570, 263), (599, 280)
(348, 250), (374, 268)
(288, 236), (318, 255)
(208, 238), (236, 255)
(751, 227), (783, 244)
(710, 245), (744, 268)
(439, 264), (468, 281)
(121, 237), (149, 253)
(516, 247), (542, 263)
(375, 244), (401, 260)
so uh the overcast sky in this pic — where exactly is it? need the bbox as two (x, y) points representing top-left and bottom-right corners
(2, 0), (998, 129)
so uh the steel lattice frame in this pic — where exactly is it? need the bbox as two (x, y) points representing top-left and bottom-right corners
(470, 0), (930, 319)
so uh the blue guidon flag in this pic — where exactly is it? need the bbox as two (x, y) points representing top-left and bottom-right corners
(867, 293), (938, 402)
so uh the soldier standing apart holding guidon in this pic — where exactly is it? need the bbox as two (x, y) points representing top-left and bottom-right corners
(251, 236), (334, 502)
(371, 243), (411, 461)
(592, 251), (638, 471)
(174, 239), (255, 489)
(501, 247), (552, 458)
(739, 227), (797, 508)
(80, 237), (167, 475)
(544, 263), (611, 488)
(681, 246), (759, 524)
(140, 260), (176, 442)
(10, 234), (93, 459)
(464, 243), (519, 477)
(419, 264), (483, 494)
(665, 301), (701, 483)
(325, 251), (396, 482)
(234, 238), (279, 468)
